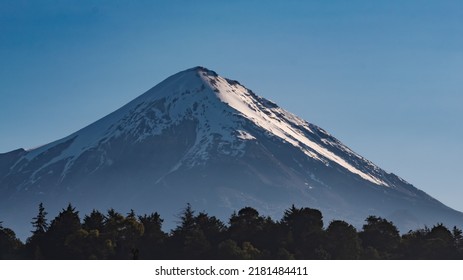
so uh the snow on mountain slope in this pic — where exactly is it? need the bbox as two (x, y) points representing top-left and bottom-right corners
(203, 73), (388, 186)
(13, 66), (388, 190)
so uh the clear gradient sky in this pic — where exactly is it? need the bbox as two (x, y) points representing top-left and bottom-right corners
(1, 1), (462, 211)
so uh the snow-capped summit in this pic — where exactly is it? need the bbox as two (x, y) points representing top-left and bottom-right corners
(1, 66), (462, 239)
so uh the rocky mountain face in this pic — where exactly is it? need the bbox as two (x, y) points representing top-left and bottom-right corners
(1, 66), (462, 238)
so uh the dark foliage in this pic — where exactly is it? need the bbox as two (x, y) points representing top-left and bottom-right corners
(359, 216), (400, 259)
(326, 220), (361, 259)
(1, 203), (462, 259)
(0, 222), (23, 259)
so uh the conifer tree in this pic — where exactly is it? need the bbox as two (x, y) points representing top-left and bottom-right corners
(31, 202), (48, 235)
(25, 203), (49, 259)
(83, 209), (106, 232)
(169, 204), (210, 259)
(44, 203), (82, 259)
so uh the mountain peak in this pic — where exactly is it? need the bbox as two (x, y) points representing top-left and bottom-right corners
(189, 66), (219, 77)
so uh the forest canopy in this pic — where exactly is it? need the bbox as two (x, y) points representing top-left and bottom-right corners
(1, 203), (462, 260)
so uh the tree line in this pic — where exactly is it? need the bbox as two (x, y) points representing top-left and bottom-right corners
(1, 203), (462, 259)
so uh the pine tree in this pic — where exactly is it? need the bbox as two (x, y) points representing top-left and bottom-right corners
(44, 203), (82, 259)
(31, 203), (48, 235)
(25, 203), (49, 259)
(83, 210), (106, 232)
(169, 204), (203, 259)
(178, 203), (196, 233)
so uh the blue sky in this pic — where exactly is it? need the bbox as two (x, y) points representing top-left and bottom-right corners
(1, 1), (462, 211)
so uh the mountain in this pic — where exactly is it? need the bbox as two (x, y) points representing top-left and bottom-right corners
(1, 66), (462, 239)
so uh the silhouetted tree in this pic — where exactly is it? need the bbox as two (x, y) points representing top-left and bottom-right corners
(425, 224), (456, 259)
(79, 209), (112, 259)
(400, 227), (429, 259)
(25, 203), (49, 259)
(3, 202), (463, 260)
(194, 212), (227, 257)
(228, 207), (278, 258)
(359, 216), (400, 259)
(43, 203), (82, 259)
(104, 209), (144, 259)
(401, 224), (459, 259)
(253, 216), (282, 258)
(326, 220), (361, 259)
(453, 226), (463, 258)
(169, 204), (212, 259)
(137, 212), (166, 259)
(281, 205), (325, 259)
(83, 210), (105, 232)
(31, 202), (48, 235)
(229, 207), (265, 244)
(0, 223), (23, 259)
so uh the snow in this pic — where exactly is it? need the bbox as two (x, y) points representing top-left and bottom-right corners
(14, 66), (389, 188)
(236, 130), (256, 140)
(201, 71), (388, 186)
